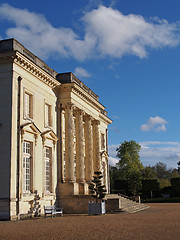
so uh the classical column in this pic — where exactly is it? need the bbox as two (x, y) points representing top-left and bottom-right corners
(65, 104), (74, 182)
(74, 108), (85, 183)
(57, 104), (63, 184)
(92, 119), (101, 172)
(84, 115), (93, 182)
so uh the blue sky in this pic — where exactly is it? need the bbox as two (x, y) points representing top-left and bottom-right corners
(1, 0), (180, 169)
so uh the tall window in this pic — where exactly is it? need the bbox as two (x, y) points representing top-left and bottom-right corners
(101, 133), (105, 150)
(44, 147), (52, 193)
(24, 92), (33, 119)
(23, 141), (32, 193)
(63, 152), (66, 179)
(74, 154), (76, 180)
(45, 103), (51, 127)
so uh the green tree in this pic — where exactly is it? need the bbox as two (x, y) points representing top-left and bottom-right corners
(116, 140), (143, 195)
(155, 162), (171, 179)
(89, 171), (106, 202)
(109, 166), (120, 193)
(171, 168), (180, 178)
(142, 166), (157, 179)
(142, 179), (160, 198)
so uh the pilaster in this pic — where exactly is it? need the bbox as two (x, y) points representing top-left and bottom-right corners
(84, 115), (93, 183)
(74, 108), (85, 184)
(64, 103), (75, 183)
(92, 119), (101, 172)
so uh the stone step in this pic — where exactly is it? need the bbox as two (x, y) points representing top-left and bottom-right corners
(118, 202), (150, 213)
(105, 194), (119, 199)
(105, 194), (150, 214)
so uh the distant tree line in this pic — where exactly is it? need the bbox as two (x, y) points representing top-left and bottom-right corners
(110, 140), (180, 199)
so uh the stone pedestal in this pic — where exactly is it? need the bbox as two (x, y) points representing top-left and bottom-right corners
(59, 182), (79, 196)
(79, 182), (89, 195)
(58, 195), (94, 214)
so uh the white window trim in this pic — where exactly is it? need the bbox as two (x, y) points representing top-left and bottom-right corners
(101, 132), (105, 150)
(44, 101), (52, 128)
(44, 146), (52, 194)
(22, 141), (33, 194)
(23, 88), (34, 120)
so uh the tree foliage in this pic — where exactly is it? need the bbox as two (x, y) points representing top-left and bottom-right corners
(116, 140), (143, 174)
(110, 140), (180, 199)
(89, 171), (106, 203)
(155, 162), (171, 179)
(142, 166), (157, 179)
(116, 140), (143, 195)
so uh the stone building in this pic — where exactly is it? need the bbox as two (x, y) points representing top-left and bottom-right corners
(0, 38), (112, 220)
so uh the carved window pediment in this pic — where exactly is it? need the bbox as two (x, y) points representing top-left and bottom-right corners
(21, 122), (41, 136)
(41, 130), (58, 146)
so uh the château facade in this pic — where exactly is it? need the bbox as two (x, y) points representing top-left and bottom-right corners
(0, 38), (112, 220)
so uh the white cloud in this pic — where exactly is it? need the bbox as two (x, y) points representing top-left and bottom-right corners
(0, 3), (95, 60)
(74, 67), (91, 78)
(82, 5), (180, 58)
(109, 142), (180, 168)
(141, 116), (168, 132)
(140, 141), (180, 168)
(108, 145), (119, 166)
(0, 4), (180, 60)
(109, 156), (119, 166)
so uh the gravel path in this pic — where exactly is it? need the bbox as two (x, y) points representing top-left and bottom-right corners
(0, 203), (180, 240)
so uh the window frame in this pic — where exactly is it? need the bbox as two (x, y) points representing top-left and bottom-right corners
(44, 102), (52, 128)
(22, 141), (33, 193)
(44, 146), (52, 193)
(101, 132), (105, 150)
(23, 89), (34, 120)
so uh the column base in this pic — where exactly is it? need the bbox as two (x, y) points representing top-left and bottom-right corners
(79, 182), (89, 195)
(59, 182), (79, 196)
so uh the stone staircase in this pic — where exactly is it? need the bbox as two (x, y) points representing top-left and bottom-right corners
(104, 194), (150, 213)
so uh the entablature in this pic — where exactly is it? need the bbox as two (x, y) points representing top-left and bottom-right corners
(14, 52), (61, 89)
(99, 112), (112, 125)
(58, 82), (106, 115)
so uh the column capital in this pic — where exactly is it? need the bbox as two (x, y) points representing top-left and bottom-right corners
(63, 103), (75, 110)
(73, 108), (84, 116)
(84, 114), (93, 122)
(92, 119), (100, 126)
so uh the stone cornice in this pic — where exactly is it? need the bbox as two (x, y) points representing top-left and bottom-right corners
(14, 52), (61, 88)
(0, 51), (61, 89)
(59, 83), (112, 124)
(99, 112), (112, 125)
(72, 83), (103, 110)
(59, 82), (105, 111)
(72, 84), (112, 123)
(57, 72), (99, 101)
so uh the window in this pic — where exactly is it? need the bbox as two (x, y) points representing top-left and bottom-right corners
(63, 152), (66, 179)
(101, 133), (105, 149)
(74, 154), (76, 180)
(23, 141), (32, 193)
(44, 147), (52, 193)
(24, 92), (33, 119)
(45, 103), (51, 127)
